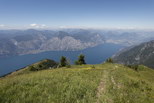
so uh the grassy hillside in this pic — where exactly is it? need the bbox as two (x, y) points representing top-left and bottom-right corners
(0, 63), (154, 103)
(4, 59), (58, 77)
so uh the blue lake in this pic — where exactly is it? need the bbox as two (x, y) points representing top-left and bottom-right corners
(0, 43), (124, 76)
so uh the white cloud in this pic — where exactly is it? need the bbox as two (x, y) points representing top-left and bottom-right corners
(0, 24), (5, 27)
(30, 23), (40, 28)
(59, 26), (85, 29)
(30, 24), (37, 27)
(42, 24), (46, 27)
(30, 24), (47, 28)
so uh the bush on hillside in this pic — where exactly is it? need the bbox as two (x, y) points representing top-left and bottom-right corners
(75, 54), (86, 65)
(127, 65), (138, 71)
(106, 58), (114, 63)
(125, 64), (146, 71)
(60, 56), (71, 67)
(60, 56), (67, 67)
(29, 59), (58, 71)
(29, 66), (38, 71)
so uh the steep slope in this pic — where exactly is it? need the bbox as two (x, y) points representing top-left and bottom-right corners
(0, 63), (153, 103)
(113, 40), (154, 68)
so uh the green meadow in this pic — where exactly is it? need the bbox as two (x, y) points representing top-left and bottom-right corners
(0, 63), (154, 103)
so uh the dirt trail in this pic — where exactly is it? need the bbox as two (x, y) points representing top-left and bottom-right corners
(96, 69), (108, 103)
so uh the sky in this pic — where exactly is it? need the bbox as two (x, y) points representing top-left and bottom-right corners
(0, 0), (154, 29)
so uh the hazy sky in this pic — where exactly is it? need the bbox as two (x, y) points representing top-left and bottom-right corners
(0, 0), (153, 29)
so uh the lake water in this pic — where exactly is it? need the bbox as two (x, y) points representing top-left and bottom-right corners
(0, 43), (124, 76)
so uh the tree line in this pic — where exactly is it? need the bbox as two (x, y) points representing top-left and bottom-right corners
(59, 54), (86, 67)
(59, 54), (114, 67)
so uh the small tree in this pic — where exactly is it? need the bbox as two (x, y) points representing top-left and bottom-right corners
(106, 58), (114, 63)
(60, 56), (67, 67)
(75, 54), (86, 65)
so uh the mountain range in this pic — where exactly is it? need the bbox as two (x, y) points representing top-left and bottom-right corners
(0, 29), (154, 57)
(0, 29), (105, 56)
(113, 40), (154, 68)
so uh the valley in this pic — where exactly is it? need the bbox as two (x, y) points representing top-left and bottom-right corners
(0, 29), (154, 57)
(0, 43), (123, 76)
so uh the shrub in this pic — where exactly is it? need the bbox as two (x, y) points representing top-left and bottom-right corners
(75, 54), (86, 65)
(106, 58), (114, 63)
(125, 64), (146, 71)
(29, 66), (37, 71)
(30, 59), (58, 71)
(60, 56), (70, 67)
(60, 56), (67, 67)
